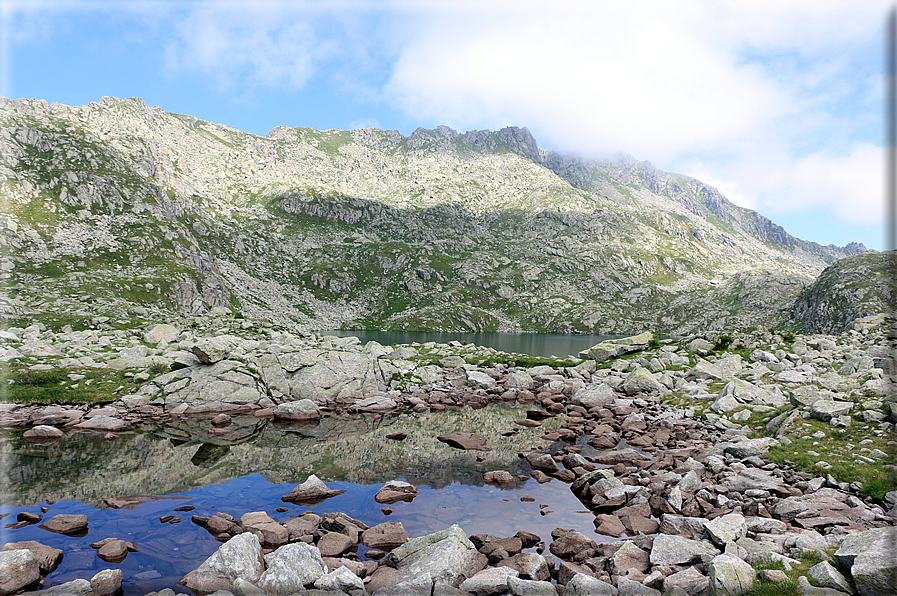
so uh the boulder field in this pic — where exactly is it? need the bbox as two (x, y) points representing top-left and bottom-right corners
(1, 314), (895, 595)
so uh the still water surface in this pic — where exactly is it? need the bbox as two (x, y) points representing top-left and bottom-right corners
(2, 404), (613, 594)
(325, 330), (617, 359)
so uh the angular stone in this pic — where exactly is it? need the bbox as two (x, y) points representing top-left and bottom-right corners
(650, 534), (719, 566)
(621, 367), (664, 395)
(616, 576), (661, 596)
(496, 552), (550, 581)
(702, 513), (746, 547)
(808, 561), (854, 594)
(362, 521), (409, 550)
(257, 542), (328, 595)
(835, 526), (897, 596)
(663, 567), (709, 596)
(708, 554), (756, 596)
(565, 572), (619, 595)
(723, 437), (779, 459)
(811, 400), (853, 423)
(313, 565), (366, 594)
(317, 532), (355, 557)
(608, 541), (649, 578)
(179, 533), (265, 594)
(572, 384), (615, 408)
(381, 524), (487, 589)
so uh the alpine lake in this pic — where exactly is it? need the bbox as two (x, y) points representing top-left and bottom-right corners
(1, 332), (625, 595)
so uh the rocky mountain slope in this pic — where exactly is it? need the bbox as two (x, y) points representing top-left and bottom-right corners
(0, 95), (878, 334)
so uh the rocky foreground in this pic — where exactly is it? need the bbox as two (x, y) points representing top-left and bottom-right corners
(1, 311), (896, 595)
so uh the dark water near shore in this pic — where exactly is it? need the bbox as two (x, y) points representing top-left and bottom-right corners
(1, 404), (613, 595)
(325, 330), (618, 359)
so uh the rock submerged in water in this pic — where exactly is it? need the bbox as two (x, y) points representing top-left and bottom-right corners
(281, 474), (346, 504)
(437, 432), (491, 451)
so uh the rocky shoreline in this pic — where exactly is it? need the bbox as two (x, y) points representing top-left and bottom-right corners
(1, 313), (896, 595)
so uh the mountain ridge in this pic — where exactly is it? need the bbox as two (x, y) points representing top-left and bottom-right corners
(0, 95), (880, 335)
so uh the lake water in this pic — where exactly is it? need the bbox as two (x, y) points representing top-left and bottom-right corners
(1, 404), (616, 595)
(325, 330), (618, 359)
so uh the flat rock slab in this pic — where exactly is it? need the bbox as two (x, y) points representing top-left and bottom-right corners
(39, 514), (88, 535)
(437, 432), (492, 451)
(362, 522), (409, 550)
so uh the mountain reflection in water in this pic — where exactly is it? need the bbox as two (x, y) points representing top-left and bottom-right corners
(1, 404), (609, 595)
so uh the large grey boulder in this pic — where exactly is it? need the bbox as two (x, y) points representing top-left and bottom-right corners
(621, 367), (664, 395)
(650, 535), (719, 566)
(663, 567), (709, 596)
(811, 400), (854, 423)
(288, 351), (387, 403)
(834, 526), (897, 596)
(703, 514), (746, 548)
(717, 379), (785, 408)
(257, 542), (328, 595)
(192, 337), (233, 364)
(272, 399), (321, 422)
(707, 554), (755, 596)
(179, 533), (265, 594)
(808, 561), (855, 594)
(144, 324), (180, 345)
(0, 549), (39, 596)
(565, 573), (619, 595)
(722, 437), (779, 459)
(572, 383), (615, 408)
(381, 524), (487, 590)
(504, 370), (534, 389)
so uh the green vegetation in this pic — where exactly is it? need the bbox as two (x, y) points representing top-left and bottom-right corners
(5, 366), (139, 405)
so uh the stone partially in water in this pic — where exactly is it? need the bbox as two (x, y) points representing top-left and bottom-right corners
(362, 522), (409, 550)
(38, 514), (88, 535)
(0, 549), (39, 595)
(281, 474), (346, 504)
(22, 425), (64, 442)
(272, 399), (321, 422)
(375, 480), (418, 504)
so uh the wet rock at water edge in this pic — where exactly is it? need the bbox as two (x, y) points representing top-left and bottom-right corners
(272, 399), (321, 422)
(362, 521), (410, 550)
(437, 432), (492, 451)
(281, 474), (346, 504)
(375, 480), (419, 504)
(38, 514), (88, 535)
(22, 425), (64, 442)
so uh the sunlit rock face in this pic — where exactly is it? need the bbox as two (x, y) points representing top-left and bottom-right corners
(0, 96), (870, 336)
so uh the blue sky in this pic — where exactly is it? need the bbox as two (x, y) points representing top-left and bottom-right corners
(1, 0), (889, 251)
